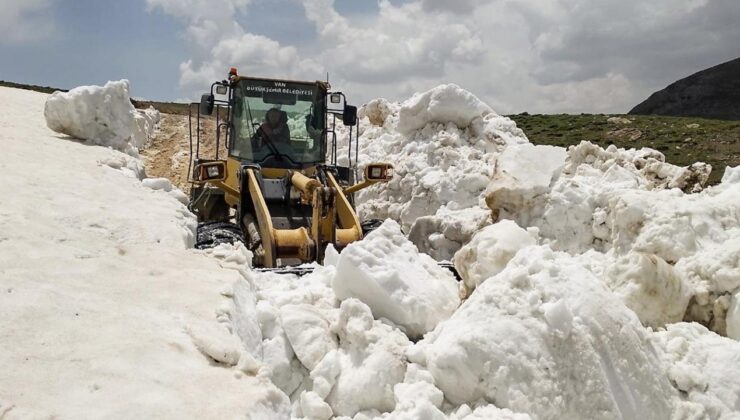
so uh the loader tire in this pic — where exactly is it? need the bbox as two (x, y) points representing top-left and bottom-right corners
(360, 219), (383, 236)
(195, 221), (247, 249)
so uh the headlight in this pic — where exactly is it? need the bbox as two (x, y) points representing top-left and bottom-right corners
(194, 161), (226, 182)
(365, 163), (394, 181)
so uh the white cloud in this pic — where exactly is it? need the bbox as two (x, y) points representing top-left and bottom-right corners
(503, 0), (740, 87)
(179, 33), (320, 91)
(302, 0), (485, 83)
(150, 0), (740, 113)
(0, 0), (56, 45)
(146, 0), (248, 49)
(147, 0), (319, 95)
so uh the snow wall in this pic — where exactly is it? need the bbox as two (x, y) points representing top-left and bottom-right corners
(44, 79), (159, 156)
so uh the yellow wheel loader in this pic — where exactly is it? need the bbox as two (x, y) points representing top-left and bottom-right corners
(186, 68), (393, 271)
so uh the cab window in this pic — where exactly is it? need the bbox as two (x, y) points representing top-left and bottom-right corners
(231, 79), (325, 164)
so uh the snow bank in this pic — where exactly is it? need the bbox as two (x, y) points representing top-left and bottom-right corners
(215, 223), (740, 419)
(333, 220), (459, 338)
(18, 75), (738, 419)
(0, 86), (285, 418)
(563, 141), (710, 193)
(44, 80), (159, 156)
(418, 246), (678, 419)
(213, 223), (461, 416)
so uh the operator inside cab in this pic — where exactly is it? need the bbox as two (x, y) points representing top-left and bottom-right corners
(254, 107), (290, 144)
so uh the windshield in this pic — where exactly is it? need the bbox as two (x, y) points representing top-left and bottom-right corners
(230, 79), (325, 164)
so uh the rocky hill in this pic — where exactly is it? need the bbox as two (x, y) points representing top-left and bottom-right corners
(630, 57), (740, 120)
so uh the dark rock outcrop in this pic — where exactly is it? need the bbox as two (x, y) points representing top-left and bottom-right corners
(630, 57), (740, 120)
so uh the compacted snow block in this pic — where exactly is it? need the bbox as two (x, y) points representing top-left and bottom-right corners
(44, 79), (159, 155)
(408, 206), (491, 261)
(332, 220), (459, 338)
(280, 304), (337, 371)
(453, 220), (537, 295)
(419, 246), (678, 419)
(605, 252), (691, 328)
(485, 143), (566, 225)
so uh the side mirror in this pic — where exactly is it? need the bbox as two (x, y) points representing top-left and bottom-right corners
(343, 104), (358, 126)
(364, 163), (394, 182)
(215, 84), (228, 95)
(193, 161), (227, 182)
(199, 93), (214, 116)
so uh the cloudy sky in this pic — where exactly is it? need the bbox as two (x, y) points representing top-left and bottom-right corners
(1, 0), (739, 113)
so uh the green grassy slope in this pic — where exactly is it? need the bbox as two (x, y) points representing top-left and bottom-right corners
(507, 113), (740, 184)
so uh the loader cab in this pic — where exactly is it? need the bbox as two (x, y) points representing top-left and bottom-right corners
(197, 73), (359, 174)
(229, 78), (327, 169)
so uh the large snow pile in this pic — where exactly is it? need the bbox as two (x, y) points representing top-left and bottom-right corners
(44, 80), (159, 156)
(336, 83), (740, 337)
(0, 86), (287, 418)
(343, 84), (711, 264)
(485, 141), (740, 334)
(343, 84), (529, 261)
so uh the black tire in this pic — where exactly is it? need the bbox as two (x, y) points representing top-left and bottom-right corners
(360, 219), (384, 236)
(195, 221), (247, 249)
